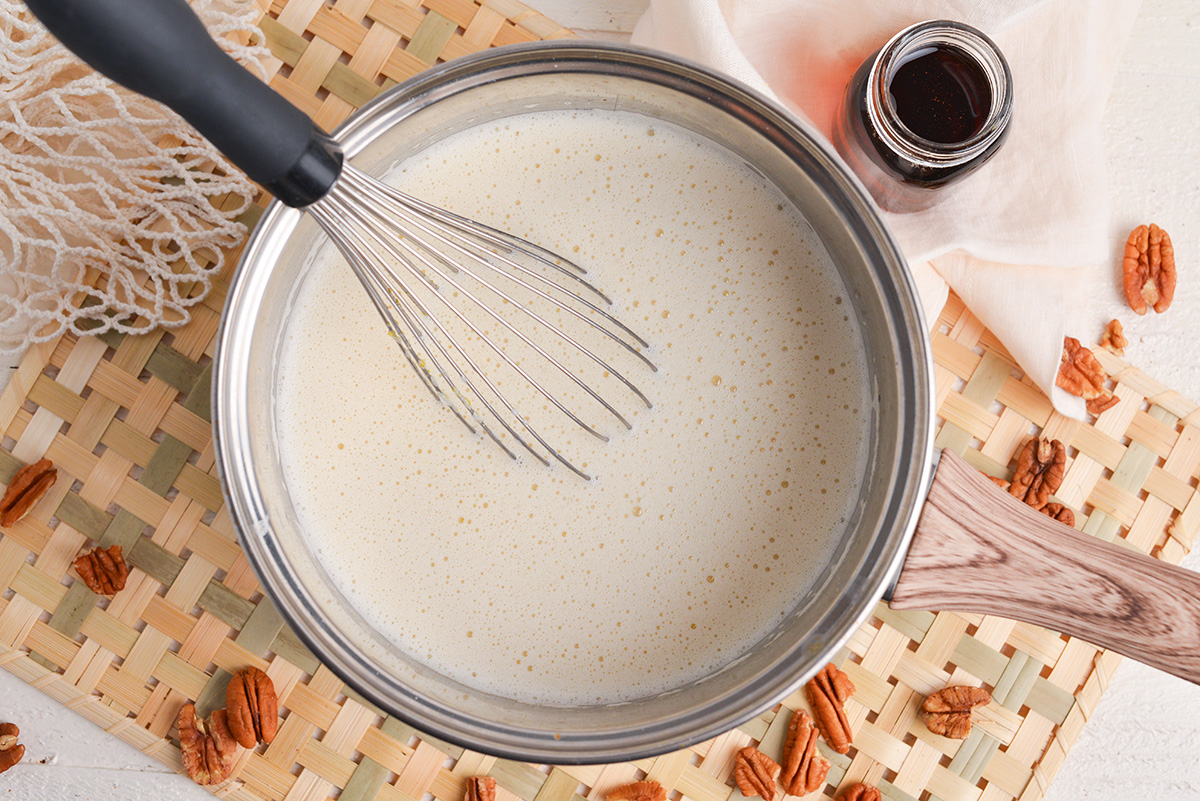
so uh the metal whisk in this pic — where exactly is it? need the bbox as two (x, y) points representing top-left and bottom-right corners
(308, 166), (654, 478)
(28, 0), (654, 479)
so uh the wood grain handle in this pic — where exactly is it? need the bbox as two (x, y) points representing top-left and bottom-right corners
(891, 449), (1200, 685)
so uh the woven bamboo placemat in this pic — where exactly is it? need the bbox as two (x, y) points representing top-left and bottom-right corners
(3, 2), (1199, 800)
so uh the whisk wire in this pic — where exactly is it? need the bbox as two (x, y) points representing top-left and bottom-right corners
(344, 168), (656, 361)
(311, 202), (535, 466)
(308, 165), (655, 479)
(344, 167), (590, 284)
(364, 208), (655, 414)
(330, 235), (449, 404)
(313, 195), (600, 478)
(331, 193), (617, 438)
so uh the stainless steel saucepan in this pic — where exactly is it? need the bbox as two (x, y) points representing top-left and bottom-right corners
(212, 42), (1200, 764)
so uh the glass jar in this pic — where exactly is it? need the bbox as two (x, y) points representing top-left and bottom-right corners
(832, 20), (1013, 213)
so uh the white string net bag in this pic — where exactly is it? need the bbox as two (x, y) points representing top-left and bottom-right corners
(0, 0), (269, 358)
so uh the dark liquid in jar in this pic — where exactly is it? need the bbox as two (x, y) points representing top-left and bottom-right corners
(888, 45), (991, 144)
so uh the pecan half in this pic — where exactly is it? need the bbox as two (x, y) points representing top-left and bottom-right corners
(608, 781), (666, 801)
(734, 746), (780, 801)
(837, 785), (881, 801)
(1123, 224), (1176, 315)
(922, 685), (992, 739)
(178, 703), (238, 786)
(1009, 438), (1065, 512)
(1041, 503), (1076, 527)
(0, 458), (57, 528)
(781, 709), (830, 796)
(1100, 319), (1128, 356)
(1057, 336), (1110, 405)
(806, 662), (855, 755)
(467, 776), (496, 801)
(0, 746), (21, 775)
(226, 666), (278, 748)
(0, 722), (21, 774)
(74, 545), (129, 596)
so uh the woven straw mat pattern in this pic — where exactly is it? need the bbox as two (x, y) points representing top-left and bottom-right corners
(257, 0), (574, 133)
(3, 3), (1200, 801)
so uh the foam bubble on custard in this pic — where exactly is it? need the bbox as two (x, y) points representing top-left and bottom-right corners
(275, 109), (870, 705)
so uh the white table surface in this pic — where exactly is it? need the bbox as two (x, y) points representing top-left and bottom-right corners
(2, 0), (1199, 798)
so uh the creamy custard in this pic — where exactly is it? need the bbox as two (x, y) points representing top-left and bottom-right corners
(276, 109), (870, 704)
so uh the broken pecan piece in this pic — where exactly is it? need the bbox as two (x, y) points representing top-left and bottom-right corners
(734, 746), (780, 801)
(1086, 394), (1119, 416)
(466, 776), (496, 801)
(1009, 438), (1066, 512)
(1100, 319), (1128, 356)
(922, 685), (992, 739)
(1041, 503), (1076, 527)
(607, 781), (666, 801)
(1123, 223), (1176, 315)
(0, 458), (57, 528)
(226, 666), (278, 748)
(837, 785), (881, 801)
(0, 722), (21, 774)
(178, 703), (238, 786)
(983, 473), (1010, 492)
(1057, 336), (1109, 404)
(806, 662), (855, 755)
(781, 709), (830, 796)
(73, 545), (129, 596)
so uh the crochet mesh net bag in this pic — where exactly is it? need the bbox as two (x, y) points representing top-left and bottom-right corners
(0, 0), (269, 357)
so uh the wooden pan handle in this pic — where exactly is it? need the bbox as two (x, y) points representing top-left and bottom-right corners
(890, 449), (1200, 685)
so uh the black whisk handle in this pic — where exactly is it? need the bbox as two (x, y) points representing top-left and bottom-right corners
(23, 0), (342, 207)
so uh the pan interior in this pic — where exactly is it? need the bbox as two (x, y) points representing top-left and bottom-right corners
(217, 43), (932, 763)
